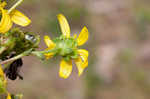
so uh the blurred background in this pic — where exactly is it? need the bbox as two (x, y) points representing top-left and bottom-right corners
(6, 0), (150, 99)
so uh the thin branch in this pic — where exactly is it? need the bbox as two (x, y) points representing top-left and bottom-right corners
(0, 48), (33, 65)
(0, 48), (56, 65)
(8, 0), (24, 14)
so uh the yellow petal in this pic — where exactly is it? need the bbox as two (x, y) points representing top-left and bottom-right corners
(44, 36), (56, 60)
(0, 65), (4, 77)
(77, 26), (89, 46)
(7, 93), (11, 99)
(45, 53), (54, 59)
(44, 48), (54, 59)
(75, 49), (88, 76)
(57, 14), (70, 38)
(59, 59), (72, 79)
(78, 49), (88, 62)
(44, 35), (56, 48)
(75, 57), (88, 76)
(10, 10), (31, 26)
(0, 9), (12, 33)
(0, 1), (7, 8)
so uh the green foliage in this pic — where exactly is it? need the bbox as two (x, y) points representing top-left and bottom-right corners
(0, 78), (6, 94)
(0, 28), (40, 59)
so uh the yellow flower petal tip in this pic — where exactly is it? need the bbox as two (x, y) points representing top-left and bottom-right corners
(78, 49), (89, 62)
(75, 49), (89, 77)
(77, 26), (89, 46)
(44, 35), (55, 49)
(78, 62), (88, 76)
(0, 1), (7, 8)
(7, 93), (11, 99)
(75, 57), (88, 77)
(10, 10), (31, 27)
(57, 14), (70, 38)
(0, 65), (4, 77)
(78, 69), (84, 76)
(0, 9), (13, 33)
(59, 59), (72, 79)
(45, 53), (54, 59)
(44, 48), (54, 59)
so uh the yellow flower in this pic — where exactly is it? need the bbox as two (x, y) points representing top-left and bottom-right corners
(44, 14), (89, 79)
(0, 64), (7, 93)
(0, 65), (4, 78)
(0, 64), (6, 85)
(0, 1), (31, 33)
(7, 93), (11, 99)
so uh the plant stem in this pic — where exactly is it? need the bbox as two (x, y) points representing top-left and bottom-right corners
(31, 49), (56, 59)
(0, 48), (33, 65)
(0, 48), (56, 65)
(32, 49), (56, 54)
(8, 0), (24, 14)
(0, 47), (6, 55)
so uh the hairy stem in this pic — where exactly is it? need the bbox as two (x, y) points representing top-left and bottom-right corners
(8, 0), (24, 14)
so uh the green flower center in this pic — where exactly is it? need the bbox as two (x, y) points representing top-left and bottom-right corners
(54, 36), (78, 61)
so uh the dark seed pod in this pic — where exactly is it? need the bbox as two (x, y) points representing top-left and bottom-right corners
(4, 54), (23, 80)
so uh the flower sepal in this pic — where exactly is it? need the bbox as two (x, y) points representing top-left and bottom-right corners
(53, 36), (78, 56)
(32, 51), (46, 60)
